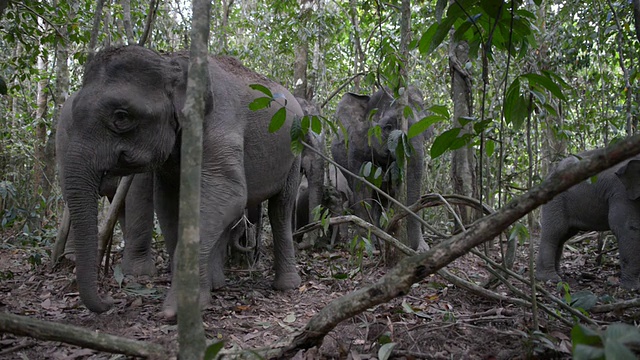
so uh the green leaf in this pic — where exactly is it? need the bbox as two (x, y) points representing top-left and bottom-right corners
(311, 115), (322, 135)
(268, 106), (287, 133)
(363, 162), (372, 177)
(571, 324), (603, 351)
(485, 139), (495, 157)
(249, 83), (273, 97)
(573, 344), (604, 360)
(430, 128), (461, 158)
(378, 342), (397, 360)
(604, 340), (637, 360)
(429, 104), (450, 118)
(0, 77), (7, 95)
(522, 73), (567, 101)
(408, 115), (442, 139)
(504, 79), (529, 129)
(204, 341), (225, 360)
(570, 290), (598, 311)
(114, 264), (124, 288)
(249, 97), (272, 111)
(605, 323), (640, 345)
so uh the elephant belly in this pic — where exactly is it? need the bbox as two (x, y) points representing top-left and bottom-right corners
(243, 135), (297, 205)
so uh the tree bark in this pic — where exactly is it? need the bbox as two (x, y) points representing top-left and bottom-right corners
(280, 134), (640, 355)
(138, 0), (159, 47)
(449, 38), (476, 225)
(121, 0), (136, 45)
(177, 0), (210, 358)
(0, 312), (166, 358)
(293, 0), (313, 99)
(87, 0), (105, 63)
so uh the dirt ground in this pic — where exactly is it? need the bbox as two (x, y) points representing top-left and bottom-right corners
(1, 225), (639, 359)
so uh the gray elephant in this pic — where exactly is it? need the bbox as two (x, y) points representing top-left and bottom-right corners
(57, 94), (156, 277)
(331, 86), (430, 251)
(296, 163), (353, 244)
(536, 151), (640, 290)
(58, 46), (302, 318)
(295, 97), (325, 226)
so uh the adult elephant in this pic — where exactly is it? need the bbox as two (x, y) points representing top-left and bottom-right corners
(536, 151), (640, 290)
(295, 97), (325, 226)
(59, 46), (302, 318)
(331, 86), (430, 251)
(57, 94), (156, 277)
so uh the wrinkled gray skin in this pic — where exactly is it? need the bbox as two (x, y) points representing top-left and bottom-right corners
(295, 97), (325, 226)
(536, 151), (640, 290)
(59, 46), (302, 317)
(331, 87), (430, 251)
(57, 95), (156, 277)
(296, 164), (353, 243)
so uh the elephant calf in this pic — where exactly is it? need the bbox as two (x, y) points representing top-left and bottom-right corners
(536, 151), (640, 290)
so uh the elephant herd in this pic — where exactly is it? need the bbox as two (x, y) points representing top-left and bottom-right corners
(56, 46), (432, 317)
(56, 45), (640, 317)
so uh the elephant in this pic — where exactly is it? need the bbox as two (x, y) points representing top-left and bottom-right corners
(296, 163), (353, 244)
(330, 86), (430, 251)
(295, 97), (325, 226)
(56, 94), (156, 277)
(58, 45), (303, 318)
(536, 151), (640, 290)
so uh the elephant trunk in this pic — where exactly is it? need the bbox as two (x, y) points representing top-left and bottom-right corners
(63, 151), (112, 313)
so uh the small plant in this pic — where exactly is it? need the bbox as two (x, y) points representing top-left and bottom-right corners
(571, 323), (640, 359)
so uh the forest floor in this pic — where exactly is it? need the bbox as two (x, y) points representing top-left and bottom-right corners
(1, 225), (640, 359)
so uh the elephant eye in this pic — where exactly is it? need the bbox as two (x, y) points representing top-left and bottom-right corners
(111, 109), (136, 133)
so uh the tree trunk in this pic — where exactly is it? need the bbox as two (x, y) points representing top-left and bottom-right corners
(449, 38), (476, 225)
(217, 0), (234, 53)
(293, 0), (313, 99)
(537, 4), (565, 176)
(48, 0), (74, 218)
(121, 0), (135, 44)
(32, 50), (49, 231)
(177, 0), (210, 357)
(138, 0), (159, 47)
(348, 0), (364, 92)
(87, 0), (105, 63)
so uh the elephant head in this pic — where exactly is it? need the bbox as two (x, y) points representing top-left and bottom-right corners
(332, 86), (430, 251)
(615, 158), (640, 200)
(57, 46), (196, 313)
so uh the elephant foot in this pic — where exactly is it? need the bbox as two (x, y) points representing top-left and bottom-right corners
(415, 239), (430, 253)
(162, 287), (212, 321)
(121, 256), (157, 277)
(619, 275), (640, 291)
(535, 269), (562, 284)
(273, 271), (301, 291)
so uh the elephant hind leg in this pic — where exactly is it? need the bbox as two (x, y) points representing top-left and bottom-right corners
(268, 162), (302, 291)
(536, 205), (577, 283)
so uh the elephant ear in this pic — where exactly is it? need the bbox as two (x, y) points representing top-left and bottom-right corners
(615, 159), (640, 200)
(166, 53), (213, 127)
(335, 92), (371, 132)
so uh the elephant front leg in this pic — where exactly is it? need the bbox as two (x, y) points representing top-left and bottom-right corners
(610, 204), (640, 290)
(536, 205), (576, 283)
(121, 173), (157, 276)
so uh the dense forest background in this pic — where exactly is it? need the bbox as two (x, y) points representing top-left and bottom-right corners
(2, 0), (640, 357)
(1, 0), (636, 243)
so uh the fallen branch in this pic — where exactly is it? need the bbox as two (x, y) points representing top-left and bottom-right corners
(0, 312), (167, 359)
(590, 298), (640, 313)
(276, 134), (640, 356)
